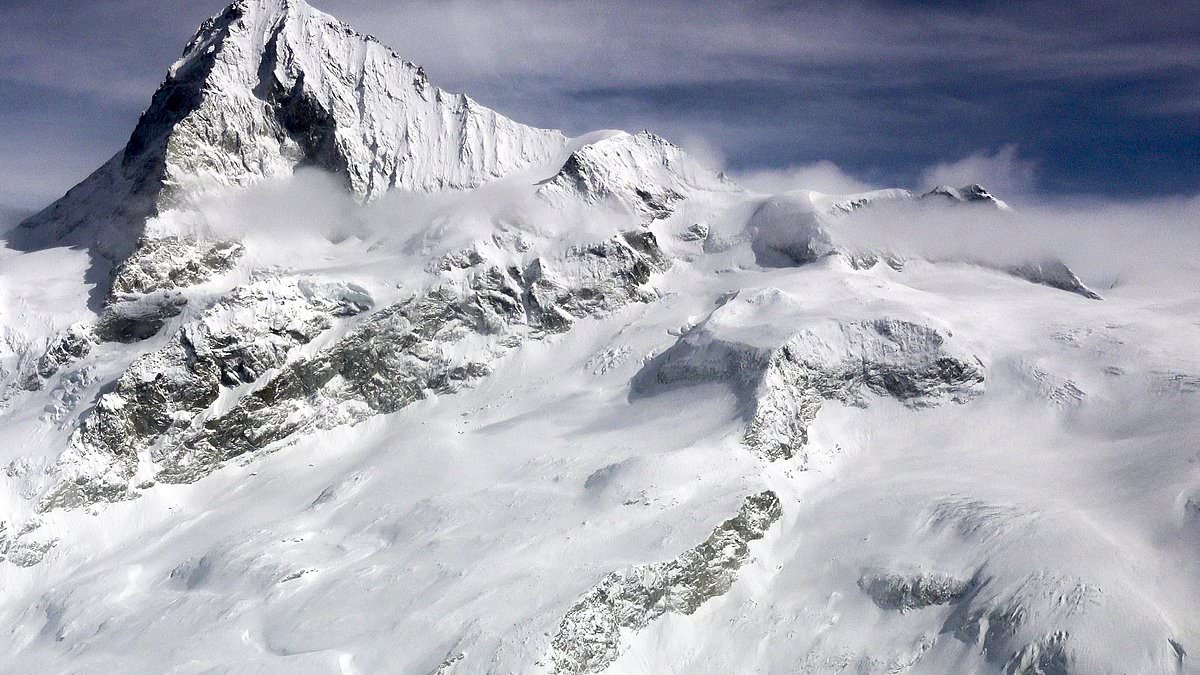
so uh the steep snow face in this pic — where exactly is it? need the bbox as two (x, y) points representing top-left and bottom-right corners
(155, 0), (566, 199)
(15, 0), (565, 254)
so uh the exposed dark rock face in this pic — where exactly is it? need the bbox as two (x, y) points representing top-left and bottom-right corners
(1007, 260), (1102, 300)
(678, 222), (709, 242)
(946, 593), (1074, 675)
(39, 230), (669, 507)
(921, 183), (1005, 206)
(5, 238), (243, 405)
(1004, 631), (1071, 675)
(859, 569), (972, 612)
(746, 320), (984, 461)
(34, 328), (94, 382)
(159, 231), (670, 485)
(548, 491), (782, 674)
(111, 237), (244, 297)
(93, 292), (189, 344)
(40, 276), (373, 511)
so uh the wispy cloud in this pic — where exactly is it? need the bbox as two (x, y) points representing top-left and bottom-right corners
(735, 161), (876, 195)
(921, 146), (1037, 199)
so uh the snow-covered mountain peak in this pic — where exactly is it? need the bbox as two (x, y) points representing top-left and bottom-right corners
(15, 0), (566, 260)
(539, 130), (740, 218)
(149, 0), (567, 201)
(921, 183), (1011, 210)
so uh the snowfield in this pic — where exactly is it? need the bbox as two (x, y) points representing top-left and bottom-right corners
(1, 1), (1199, 673)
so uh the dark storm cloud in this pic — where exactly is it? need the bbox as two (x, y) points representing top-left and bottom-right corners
(1, 0), (1197, 211)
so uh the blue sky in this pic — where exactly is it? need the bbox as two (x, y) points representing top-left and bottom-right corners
(1, 0), (1197, 214)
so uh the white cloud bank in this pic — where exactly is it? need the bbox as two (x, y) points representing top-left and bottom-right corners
(734, 161), (877, 195)
(921, 144), (1037, 197)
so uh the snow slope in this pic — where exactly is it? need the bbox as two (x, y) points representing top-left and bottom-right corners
(1, 1), (1198, 673)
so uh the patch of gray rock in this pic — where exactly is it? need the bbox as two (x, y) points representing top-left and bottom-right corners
(39, 275), (373, 511)
(31, 227), (671, 516)
(547, 491), (782, 674)
(858, 568), (974, 612)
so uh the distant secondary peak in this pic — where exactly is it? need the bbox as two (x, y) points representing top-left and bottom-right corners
(921, 184), (1010, 209)
(539, 130), (739, 219)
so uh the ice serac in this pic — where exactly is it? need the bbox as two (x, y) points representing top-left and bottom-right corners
(15, 0), (565, 257)
(634, 288), (984, 462)
(743, 192), (837, 267)
(753, 187), (1103, 299)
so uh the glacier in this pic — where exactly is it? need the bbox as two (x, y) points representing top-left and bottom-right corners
(0, 0), (1197, 673)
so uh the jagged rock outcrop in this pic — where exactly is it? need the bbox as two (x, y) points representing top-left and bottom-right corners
(921, 183), (1010, 210)
(93, 292), (190, 344)
(157, 230), (670, 485)
(41, 275), (373, 510)
(4, 237), (245, 399)
(111, 237), (244, 297)
(5, 296), (190, 402)
(32, 327), (94, 384)
(34, 229), (670, 507)
(634, 288), (984, 462)
(547, 491), (782, 674)
(1007, 259), (1102, 300)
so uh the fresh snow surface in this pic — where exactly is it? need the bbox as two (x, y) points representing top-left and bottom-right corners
(2, 163), (1198, 673)
(1, 1), (1198, 674)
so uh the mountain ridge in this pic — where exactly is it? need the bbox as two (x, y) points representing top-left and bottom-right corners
(0, 3), (1186, 673)
(13, 0), (567, 286)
